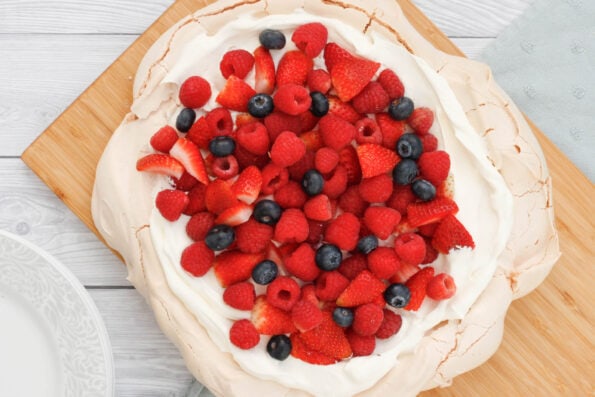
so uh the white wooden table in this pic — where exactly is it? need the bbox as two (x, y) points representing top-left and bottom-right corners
(0, 1), (534, 395)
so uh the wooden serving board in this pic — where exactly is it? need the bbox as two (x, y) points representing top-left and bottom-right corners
(22, 0), (594, 395)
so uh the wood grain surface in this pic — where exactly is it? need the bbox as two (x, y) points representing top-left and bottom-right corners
(19, 0), (594, 396)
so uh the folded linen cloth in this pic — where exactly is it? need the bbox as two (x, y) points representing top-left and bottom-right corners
(480, 0), (594, 182)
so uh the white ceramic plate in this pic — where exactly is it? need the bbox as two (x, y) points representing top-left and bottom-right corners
(0, 230), (114, 397)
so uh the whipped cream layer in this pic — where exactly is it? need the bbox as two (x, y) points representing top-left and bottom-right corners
(146, 11), (514, 397)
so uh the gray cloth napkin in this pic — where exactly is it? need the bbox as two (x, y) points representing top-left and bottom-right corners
(480, 0), (595, 182)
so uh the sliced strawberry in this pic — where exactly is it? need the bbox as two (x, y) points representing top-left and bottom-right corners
(254, 46), (275, 94)
(215, 202), (253, 226)
(432, 214), (475, 254)
(407, 196), (458, 228)
(276, 50), (313, 87)
(376, 112), (406, 149)
(251, 295), (297, 335)
(232, 165), (262, 204)
(404, 266), (434, 311)
(205, 179), (239, 214)
(336, 270), (386, 307)
(389, 261), (420, 284)
(356, 143), (399, 178)
(290, 333), (336, 365)
(186, 116), (212, 150)
(299, 311), (352, 360)
(330, 57), (380, 102)
(170, 138), (209, 185)
(307, 69), (332, 94)
(338, 145), (362, 184)
(155, 189), (188, 221)
(214, 250), (265, 287)
(136, 154), (184, 179)
(216, 75), (256, 112)
(327, 95), (361, 124)
(323, 42), (356, 73)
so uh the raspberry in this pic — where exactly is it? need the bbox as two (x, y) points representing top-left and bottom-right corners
(376, 112), (406, 149)
(179, 76), (211, 109)
(299, 113), (320, 135)
(324, 212), (360, 251)
(234, 145), (269, 170)
(319, 114), (356, 150)
(205, 107), (234, 137)
(337, 185), (367, 217)
(426, 273), (456, 300)
(352, 303), (384, 336)
(315, 271), (349, 301)
(386, 184), (416, 215)
(270, 131), (307, 167)
(274, 209), (309, 244)
(307, 69), (331, 94)
(264, 112), (302, 141)
(407, 107), (434, 135)
(338, 253), (368, 280)
(421, 133), (438, 152)
(322, 165), (348, 199)
(180, 241), (215, 277)
(404, 266), (435, 311)
(291, 299), (323, 332)
(174, 171), (199, 192)
(288, 150), (315, 182)
(235, 218), (274, 254)
(274, 181), (308, 209)
(284, 243), (320, 281)
(358, 174), (394, 203)
(183, 183), (207, 215)
(261, 163), (290, 195)
(266, 276), (301, 311)
(303, 194), (333, 221)
(328, 95), (361, 124)
(346, 329), (376, 357)
(276, 50), (313, 86)
(186, 211), (215, 241)
(422, 237), (439, 264)
(223, 281), (256, 310)
(314, 147), (340, 174)
(377, 69), (404, 99)
(292, 22), (328, 58)
(150, 125), (178, 153)
(155, 189), (188, 221)
(351, 82), (390, 114)
(367, 247), (400, 279)
(307, 220), (325, 245)
(211, 155), (239, 180)
(363, 206), (401, 240)
(236, 122), (270, 155)
(375, 309), (403, 339)
(273, 83), (312, 116)
(219, 49), (254, 79)
(394, 233), (426, 266)
(417, 151), (451, 187)
(354, 117), (382, 145)
(338, 145), (362, 185)
(301, 284), (319, 307)
(229, 319), (260, 349)
(186, 116), (212, 150)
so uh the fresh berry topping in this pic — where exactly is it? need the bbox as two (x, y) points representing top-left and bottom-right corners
(291, 299), (323, 332)
(337, 185), (367, 217)
(216, 75), (257, 112)
(267, 334), (292, 360)
(318, 114), (356, 150)
(179, 76), (211, 109)
(322, 165), (349, 199)
(170, 138), (209, 184)
(408, 107), (434, 135)
(309, 91), (330, 117)
(136, 154), (184, 179)
(426, 273), (456, 300)
(266, 276), (301, 311)
(215, 201), (252, 226)
(404, 266), (435, 311)
(363, 206), (401, 240)
(215, 251), (265, 288)
(330, 56), (381, 102)
(377, 69), (405, 99)
(274, 83), (312, 116)
(236, 122), (270, 156)
(247, 93), (274, 118)
(301, 169), (325, 196)
(176, 108), (196, 132)
(183, 183), (207, 215)
(332, 307), (354, 327)
(383, 283), (411, 308)
(292, 22), (328, 58)
(388, 96), (414, 121)
(422, 237), (439, 264)
(407, 196), (458, 227)
(327, 95), (361, 123)
(337, 253), (367, 280)
(392, 159), (419, 185)
(432, 214), (475, 253)
(252, 259), (279, 285)
(299, 311), (352, 360)
(303, 194), (333, 222)
(220, 49), (254, 79)
(231, 166), (262, 205)
(389, 261), (420, 284)
(351, 82), (390, 114)
(314, 147), (339, 174)
(251, 295), (296, 335)
(315, 271), (349, 301)
(264, 112), (302, 140)
(354, 117), (383, 145)
(276, 50), (313, 87)
(174, 171), (199, 192)
(186, 116), (211, 149)
(150, 126), (178, 153)
(259, 29), (286, 50)
(155, 189), (188, 221)
(323, 42), (355, 73)
(315, 244), (342, 271)
(367, 247), (400, 279)
(422, 133), (438, 152)
(324, 212), (360, 251)
(299, 130), (322, 152)
(205, 179), (238, 214)
(253, 46), (276, 94)
(358, 174), (393, 203)
(284, 243), (321, 281)
(376, 112), (406, 149)
(274, 181), (308, 209)
(412, 179), (436, 201)
(352, 303), (384, 336)
(209, 136), (236, 157)
(274, 208), (309, 243)
(186, 211), (215, 241)
(229, 319), (260, 349)
(253, 199), (282, 225)
(270, 131), (306, 167)
(261, 163), (289, 194)
(417, 150), (450, 187)
(336, 270), (386, 307)
(396, 133), (423, 160)
(211, 154), (239, 180)
(346, 329), (376, 357)
(180, 241), (214, 277)
(357, 235), (378, 254)
(386, 184), (416, 215)
(375, 309), (403, 339)
(206, 108), (233, 138)
(356, 143), (400, 179)
(205, 224), (235, 251)
(223, 281), (256, 310)
(307, 69), (332, 94)
(307, 220), (325, 245)
(394, 233), (426, 266)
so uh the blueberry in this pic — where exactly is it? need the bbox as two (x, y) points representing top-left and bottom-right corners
(392, 159), (419, 185)
(209, 136), (236, 157)
(396, 133), (423, 160)
(253, 199), (282, 225)
(384, 283), (411, 308)
(252, 260), (278, 285)
(309, 91), (329, 117)
(332, 307), (354, 327)
(259, 29), (286, 50)
(205, 224), (235, 251)
(357, 235), (379, 254)
(388, 97), (414, 121)
(412, 179), (436, 201)
(315, 244), (342, 271)
(248, 93), (274, 118)
(302, 169), (324, 196)
(267, 334), (292, 360)
(176, 108), (196, 132)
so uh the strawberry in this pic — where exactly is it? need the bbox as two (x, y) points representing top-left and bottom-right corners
(303, 194), (333, 222)
(307, 69), (331, 94)
(299, 311), (352, 360)
(214, 250), (265, 287)
(336, 270), (386, 307)
(155, 189), (188, 221)
(270, 131), (306, 167)
(251, 295), (297, 335)
(337, 253), (368, 280)
(338, 145), (362, 184)
(223, 282), (256, 310)
(346, 329), (375, 357)
(407, 107), (434, 135)
(318, 114), (356, 150)
(291, 299), (323, 332)
(266, 276), (301, 311)
(315, 271), (350, 302)
(220, 49), (254, 79)
(404, 266), (434, 311)
(180, 241), (214, 277)
(363, 206), (401, 240)
(407, 196), (458, 227)
(150, 126), (178, 153)
(314, 147), (339, 174)
(426, 273), (457, 300)
(186, 211), (215, 241)
(183, 182), (207, 215)
(417, 150), (451, 187)
(186, 116), (212, 150)
(352, 303), (384, 336)
(229, 319), (260, 349)
(170, 138), (209, 185)
(376, 112), (406, 149)
(377, 69), (404, 99)
(235, 112), (259, 127)
(254, 46), (275, 94)
(394, 233), (426, 266)
(375, 309), (403, 339)
(236, 122), (270, 156)
(330, 57), (380, 102)
(324, 212), (360, 251)
(367, 247), (400, 280)
(327, 95), (361, 123)
(216, 75), (256, 112)
(232, 165), (262, 204)
(422, 237), (439, 264)
(276, 50), (313, 87)
(432, 214), (475, 254)
(290, 333), (336, 365)
(205, 179), (239, 214)
(389, 261), (419, 284)
(179, 76), (211, 109)
(292, 22), (328, 58)
(356, 143), (399, 178)
(274, 208), (309, 244)
(274, 181), (308, 209)
(299, 130), (322, 152)
(358, 174), (393, 203)
(354, 117), (383, 145)
(351, 82), (390, 114)
(323, 42), (355, 73)
(215, 202), (252, 226)
(274, 83), (312, 115)
(136, 154), (185, 179)
(235, 218), (273, 254)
